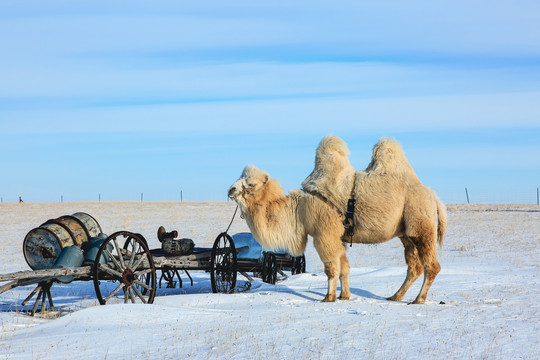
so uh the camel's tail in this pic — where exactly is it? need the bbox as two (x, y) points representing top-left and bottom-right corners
(435, 194), (447, 248)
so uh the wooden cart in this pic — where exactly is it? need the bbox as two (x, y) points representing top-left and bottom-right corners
(0, 231), (246, 315)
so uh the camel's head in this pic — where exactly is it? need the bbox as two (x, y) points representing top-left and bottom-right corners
(228, 165), (270, 202)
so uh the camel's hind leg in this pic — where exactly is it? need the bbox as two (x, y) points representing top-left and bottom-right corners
(388, 237), (424, 302)
(338, 252), (350, 300)
(410, 234), (441, 304)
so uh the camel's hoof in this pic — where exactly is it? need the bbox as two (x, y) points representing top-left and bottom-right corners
(338, 295), (350, 301)
(408, 299), (425, 305)
(321, 295), (336, 302)
(387, 295), (403, 302)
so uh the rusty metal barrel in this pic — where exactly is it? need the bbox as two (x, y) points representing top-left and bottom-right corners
(23, 212), (103, 270)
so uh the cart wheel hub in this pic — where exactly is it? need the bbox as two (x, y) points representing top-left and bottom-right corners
(122, 268), (136, 286)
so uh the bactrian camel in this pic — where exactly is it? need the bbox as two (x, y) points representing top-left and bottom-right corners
(228, 135), (447, 304)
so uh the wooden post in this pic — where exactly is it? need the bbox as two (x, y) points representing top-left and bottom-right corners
(141, 192), (143, 202)
(99, 193), (101, 202)
(537, 188), (539, 205)
(61, 195), (63, 203)
(465, 188), (470, 204)
(181, 190), (183, 202)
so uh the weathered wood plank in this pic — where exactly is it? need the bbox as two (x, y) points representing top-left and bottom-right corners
(153, 258), (210, 268)
(0, 245), (250, 284)
(0, 277), (55, 295)
(0, 266), (92, 282)
(152, 245), (248, 268)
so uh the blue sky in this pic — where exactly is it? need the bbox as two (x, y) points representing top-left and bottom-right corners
(1, 1), (539, 203)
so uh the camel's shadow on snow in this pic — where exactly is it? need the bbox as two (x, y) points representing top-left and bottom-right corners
(257, 280), (387, 302)
(298, 288), (386, 302)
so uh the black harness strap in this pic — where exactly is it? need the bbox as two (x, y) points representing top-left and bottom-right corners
(304, 189), (356, 247)
(305, 190), (345, 217)
(343, 198), (356, 247)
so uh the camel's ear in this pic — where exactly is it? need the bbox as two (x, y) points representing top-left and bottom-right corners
(263, 174), (269, 185)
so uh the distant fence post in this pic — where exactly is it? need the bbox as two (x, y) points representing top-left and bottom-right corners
(61, 195), (63, 203)
(537, 188), (539, 205)
(141, 192), (143, 202)
(181, 190), (183, 202)
(99, 193), (101, 202)
(465, 188), (470, 204)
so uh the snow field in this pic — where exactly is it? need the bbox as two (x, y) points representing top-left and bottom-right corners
(0, 202), (539, 359)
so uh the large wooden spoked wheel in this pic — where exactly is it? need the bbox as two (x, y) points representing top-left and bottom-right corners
(262, 252), (277, 284)
(123, 236), (151, 296)
(210, 232), (237, 293)
(93, 231), (156, 305)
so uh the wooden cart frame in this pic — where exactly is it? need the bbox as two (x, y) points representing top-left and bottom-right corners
(1, 229), (308, 316)
(0, 231), (246, 315)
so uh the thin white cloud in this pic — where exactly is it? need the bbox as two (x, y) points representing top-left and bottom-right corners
(1, 60), (537, 106)
(2, 92), (539, 134)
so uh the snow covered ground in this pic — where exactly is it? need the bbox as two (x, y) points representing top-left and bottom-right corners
(0, 202), (538, 359)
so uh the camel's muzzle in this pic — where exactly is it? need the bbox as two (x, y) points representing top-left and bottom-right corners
(228, 185), (244, 200)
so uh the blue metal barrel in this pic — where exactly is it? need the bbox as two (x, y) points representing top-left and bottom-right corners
(23, 212), (103, 270)
(83, 234), (112, 266)
(53, 245), (84, 283)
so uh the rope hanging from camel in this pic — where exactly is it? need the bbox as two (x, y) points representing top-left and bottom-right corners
(225, 204), (239, 234)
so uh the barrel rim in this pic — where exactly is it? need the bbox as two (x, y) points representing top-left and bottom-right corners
(45, 215), (91, 245)
(23, 212), (102, 270)
(23, 226), (66, 270)
(43, 219), (80, 246)
(71, 212), (103, 234)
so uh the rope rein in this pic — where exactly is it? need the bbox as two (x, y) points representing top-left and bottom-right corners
(225, 204), (239, 234)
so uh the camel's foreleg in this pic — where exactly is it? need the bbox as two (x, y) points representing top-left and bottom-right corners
(388, 237), (424, 302)
(310, 212), (346, 302)
(322, 259), (339, 302)
(338, 252), (350, 300)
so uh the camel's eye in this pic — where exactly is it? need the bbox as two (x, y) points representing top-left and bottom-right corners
(248, 183), (256, 188)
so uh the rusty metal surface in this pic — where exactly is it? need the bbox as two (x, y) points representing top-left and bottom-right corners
(71, 212), (102, 237)
(22, 213), (103, 271)
(46, 216), (88, 247)
(23, 225), (74, 270)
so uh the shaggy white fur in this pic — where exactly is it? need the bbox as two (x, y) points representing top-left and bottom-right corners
(229, 136), (447, 304)
(302, 135), (356, 212)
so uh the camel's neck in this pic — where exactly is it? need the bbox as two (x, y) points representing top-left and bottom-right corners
(243, 179), (289, 231)
(240, 180), (307, 256)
